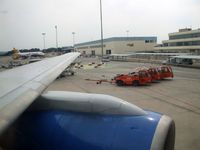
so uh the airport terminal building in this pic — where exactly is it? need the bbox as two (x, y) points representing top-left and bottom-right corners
(154, 28), (200, 54)
(75, 37), (157, 56)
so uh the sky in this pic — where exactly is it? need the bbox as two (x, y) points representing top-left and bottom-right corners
(0, 0), (200, 51)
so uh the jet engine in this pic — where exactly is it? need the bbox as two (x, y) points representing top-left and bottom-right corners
(0, 91), (175, 150)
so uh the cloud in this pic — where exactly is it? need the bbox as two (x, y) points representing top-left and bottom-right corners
(0, 10), (8, 14)
(0, 0), (200, 50)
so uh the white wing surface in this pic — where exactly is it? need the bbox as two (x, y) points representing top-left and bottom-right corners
(0, 52), (80, 134)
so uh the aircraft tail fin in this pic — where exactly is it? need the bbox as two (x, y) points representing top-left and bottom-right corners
(12, 48), (20, 59)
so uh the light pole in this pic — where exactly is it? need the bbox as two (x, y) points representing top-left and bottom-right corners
(55, 25), (58, 50)
(42, 33), (46, 50)
(100, 0), (104, 58)
(72, 32), (75, 52)
(126, 30), (129, 38)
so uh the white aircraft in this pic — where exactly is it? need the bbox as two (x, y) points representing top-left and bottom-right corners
(12, 48), (45, 59)
(0, 52), (175, 150)
(15, 52), (44, 58)
(19, 51), (45, 57)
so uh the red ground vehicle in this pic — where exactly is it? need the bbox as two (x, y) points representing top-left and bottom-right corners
(136, 67), (160, 82)
(147, 67), (161, 81)
(157, 66), (174, 79)
(113, 70), (152, 86)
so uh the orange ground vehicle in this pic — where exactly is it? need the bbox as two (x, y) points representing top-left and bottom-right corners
(146, 67), (161, 81)
(157, 66), (174, 79)
(113, 70), (152, 86)
(136, 67), (160, 82)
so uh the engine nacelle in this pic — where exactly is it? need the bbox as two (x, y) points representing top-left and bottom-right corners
(0, 91), (175, 150)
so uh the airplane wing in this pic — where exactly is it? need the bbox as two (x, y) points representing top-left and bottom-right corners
(0, 52), (80, 134)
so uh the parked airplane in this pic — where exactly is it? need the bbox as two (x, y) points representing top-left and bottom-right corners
(12, 48), (45, 59)
(0, 52), (175, 150)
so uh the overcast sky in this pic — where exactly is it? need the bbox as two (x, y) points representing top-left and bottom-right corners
(0, 0), (200, 51)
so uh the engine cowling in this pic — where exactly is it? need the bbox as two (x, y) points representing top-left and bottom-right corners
(0, 91), (175, 150)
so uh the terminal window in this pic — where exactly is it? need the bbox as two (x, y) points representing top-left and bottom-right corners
(91, 50), (95, 55)
(106, 50), (111, 54)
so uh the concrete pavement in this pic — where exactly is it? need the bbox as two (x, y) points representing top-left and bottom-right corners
(47, 58), (200, 150)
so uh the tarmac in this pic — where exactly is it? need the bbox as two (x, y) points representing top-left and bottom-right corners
(46, 57), (200, 150)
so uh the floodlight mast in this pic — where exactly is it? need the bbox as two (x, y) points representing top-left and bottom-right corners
(42, 33), (46, 50)
(100, 0), (104, 58)
(55, 25), (58, 50)
(72, 32), (75, 52)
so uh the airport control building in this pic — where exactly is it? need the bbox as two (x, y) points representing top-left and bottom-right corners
(75, 37), (157, 56)
(154, 28), (200, 54)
